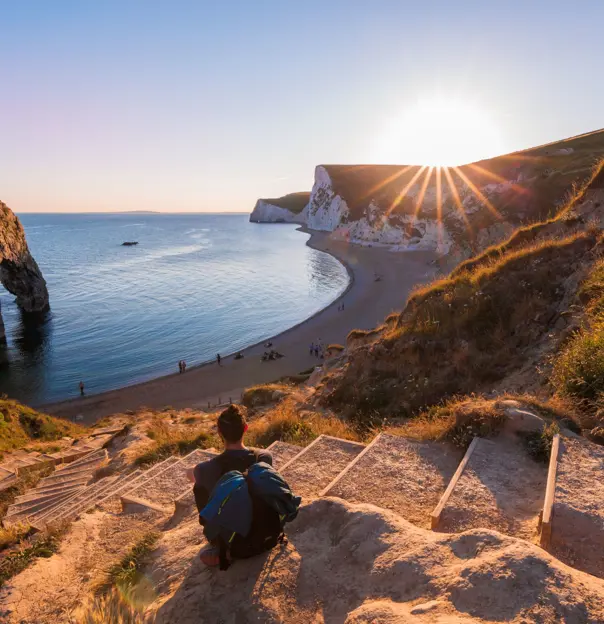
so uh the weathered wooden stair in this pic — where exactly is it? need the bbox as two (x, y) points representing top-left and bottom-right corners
(3, 449), (108, 527)
(430, 437), (547, 540)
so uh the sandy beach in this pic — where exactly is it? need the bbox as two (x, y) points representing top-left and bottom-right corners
(43, 229), (438, 423)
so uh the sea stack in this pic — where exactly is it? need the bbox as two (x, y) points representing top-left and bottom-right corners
(0, 200), (49, 318)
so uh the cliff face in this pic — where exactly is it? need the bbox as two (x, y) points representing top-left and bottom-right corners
(249, 192), (310, 224)
(0, 201), (49, 315)
(255, 129), (604, 261)
(250, 199), (308, 224)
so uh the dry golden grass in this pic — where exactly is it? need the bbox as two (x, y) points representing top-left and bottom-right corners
(246, 397), (362, 448)
(386, 396), (507, 449)
(241, 383), (292, 408)
(322, 231), (602, 422)
(134, 416), (218, 467)
(82, 589), (153, 623)
(0, 398), (84, 457)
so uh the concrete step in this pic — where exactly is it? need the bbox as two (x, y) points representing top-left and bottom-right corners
(266, 441), (303, 469)
(173, 450), (220, 513)
(52, 448), (107, 471)
(55, 474), (135, 523)
(49, 451), (107, 475)
(0, 472), (18, 493)
(4, 487), (85, 524)
(37, 472), (94, 489)
(432, 438), (546, 539)
(38, 475), (123, 527)
(14, 483), (85, 505)
(121, 494), (173, 515)
(20, 481), (86, 499)
(97, 457), (180, 512)
(90, 425), (127, 437)
(546, 435), (604, 579)
(280, 435), (365, 500)
(323, 434), (461, 529)
(123, 449), (214, 510)
(95, 469), (144, 512)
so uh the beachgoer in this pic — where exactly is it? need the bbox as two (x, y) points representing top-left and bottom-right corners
(178, 360), (183, 374)
(79, 381), (85, 396)
(217, 353), (221, 366)
(234, 352), (243, 360)
(314, 346), (319, 357)
(182, 360), (187, 373)
(309, 342), (314, 355)
(186, 405), (274, 567)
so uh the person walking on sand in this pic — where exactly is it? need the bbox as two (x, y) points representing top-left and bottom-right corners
(216, 353), (222, 366)
(309, 342), (314, 355)
(182, 360), (187, 373)
(178, 360), (183, 374)
(79, 381), (85, 396)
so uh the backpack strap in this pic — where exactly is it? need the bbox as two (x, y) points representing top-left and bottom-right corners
(219, 540), (231, 571)
(217, 450), (262, 476)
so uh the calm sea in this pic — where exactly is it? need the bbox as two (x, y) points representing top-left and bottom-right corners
(0, 213), (349, 404)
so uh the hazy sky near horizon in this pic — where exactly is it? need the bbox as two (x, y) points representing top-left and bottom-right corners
(2, 1), (603, 213)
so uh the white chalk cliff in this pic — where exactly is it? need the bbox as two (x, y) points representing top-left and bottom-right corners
(249, 199), (307, 224)
(252, 146), (598, 259)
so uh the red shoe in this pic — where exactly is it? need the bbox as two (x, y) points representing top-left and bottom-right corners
(199, 546), (220, 567)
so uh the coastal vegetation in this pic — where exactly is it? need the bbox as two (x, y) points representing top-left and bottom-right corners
(0, 398), (83, 457)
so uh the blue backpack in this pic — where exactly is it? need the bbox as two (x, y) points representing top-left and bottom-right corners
(200, 461), (301, 570)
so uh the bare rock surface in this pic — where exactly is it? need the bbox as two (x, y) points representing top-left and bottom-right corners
(0, 200), (49, 313)
(146, 498), (604, 624)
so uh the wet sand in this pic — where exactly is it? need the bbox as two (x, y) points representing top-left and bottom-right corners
(43, 229), (438, 423)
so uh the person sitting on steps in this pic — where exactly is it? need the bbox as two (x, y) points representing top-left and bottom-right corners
(187, 404), (273, 567)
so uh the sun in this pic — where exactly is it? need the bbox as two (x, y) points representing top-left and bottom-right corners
(374, 97), (503, 167)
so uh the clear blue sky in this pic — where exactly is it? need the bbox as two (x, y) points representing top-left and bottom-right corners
(1, 0), (603, 212)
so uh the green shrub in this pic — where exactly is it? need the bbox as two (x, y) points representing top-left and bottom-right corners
(551, 323), (604, 404)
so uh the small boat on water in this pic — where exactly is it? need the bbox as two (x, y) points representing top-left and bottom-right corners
(121, 241), (139, 246)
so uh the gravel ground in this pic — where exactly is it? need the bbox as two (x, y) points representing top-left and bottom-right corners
(281, 436), (364, 499)
(327, 434), (462, 529)
(439, 438), (547, 541)
(266, 441), (303, 469)
(550, 435), (604, 579)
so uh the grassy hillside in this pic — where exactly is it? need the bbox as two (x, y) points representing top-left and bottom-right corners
(0, 398), (83, 457)
(317, 160), (604, 426)
(260, 192), (310, 214)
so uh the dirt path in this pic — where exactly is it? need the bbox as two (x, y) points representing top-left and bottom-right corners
(42, 231), (438, 424)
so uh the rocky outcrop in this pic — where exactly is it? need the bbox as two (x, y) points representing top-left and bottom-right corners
(249, 192), (310, 224)
(0, 201), (49, 315)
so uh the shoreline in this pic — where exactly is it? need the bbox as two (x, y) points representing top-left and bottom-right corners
(42, 228), (438, 423)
